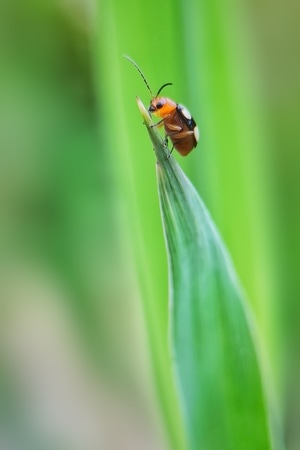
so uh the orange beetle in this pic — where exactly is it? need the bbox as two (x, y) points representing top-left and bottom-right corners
(125, 56), (199, 156)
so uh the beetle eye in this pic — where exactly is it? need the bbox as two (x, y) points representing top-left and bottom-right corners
(156, 102), (163, 109)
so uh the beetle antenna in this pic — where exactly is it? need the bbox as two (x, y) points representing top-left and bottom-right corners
(156, 83), (173, 97)
(124, 55), (153, 97)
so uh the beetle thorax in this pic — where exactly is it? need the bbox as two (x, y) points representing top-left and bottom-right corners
(149, 97), (177, 118)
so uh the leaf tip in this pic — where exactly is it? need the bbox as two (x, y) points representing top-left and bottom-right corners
(136, 96), (151, 126)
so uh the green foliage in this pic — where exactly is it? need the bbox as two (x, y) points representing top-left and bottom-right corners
(0, 0), (299, 448)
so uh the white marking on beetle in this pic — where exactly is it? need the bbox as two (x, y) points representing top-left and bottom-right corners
(178, 104), (192, 120)
(194, 126), (200, 142)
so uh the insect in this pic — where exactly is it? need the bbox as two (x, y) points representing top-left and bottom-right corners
(125, 56), (199, 156)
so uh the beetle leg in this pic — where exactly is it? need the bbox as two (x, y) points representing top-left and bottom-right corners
(151, 120), (164, 129)
(164, 124), (184, 141)
(169, 130), (194, 140)
(150, 114), (171, 129)
(165, 123), (183, 132)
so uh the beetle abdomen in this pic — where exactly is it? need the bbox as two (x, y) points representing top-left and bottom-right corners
(164, 105), (199, 156)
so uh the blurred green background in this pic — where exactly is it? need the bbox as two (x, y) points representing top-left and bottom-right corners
(0, 0), (299, 449)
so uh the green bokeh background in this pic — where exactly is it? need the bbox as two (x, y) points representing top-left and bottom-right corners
(0, 0), (299, 449)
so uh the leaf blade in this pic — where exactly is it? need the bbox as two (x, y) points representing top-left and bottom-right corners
(137, 97), (273, 449)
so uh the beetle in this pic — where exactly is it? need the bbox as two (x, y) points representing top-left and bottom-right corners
(125, 56), (199, 156)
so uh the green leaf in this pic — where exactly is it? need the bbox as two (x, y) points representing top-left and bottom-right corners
(137, 98), (274, 449)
